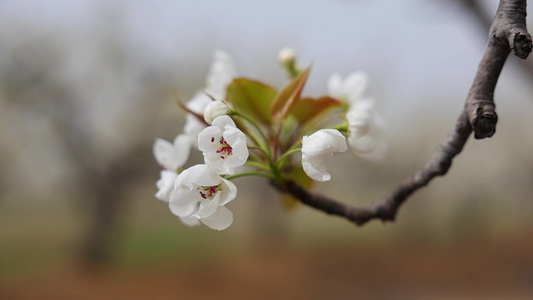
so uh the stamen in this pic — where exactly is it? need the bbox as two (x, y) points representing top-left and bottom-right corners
(197, 184), (222, 200)
(216, 137), (233, 157)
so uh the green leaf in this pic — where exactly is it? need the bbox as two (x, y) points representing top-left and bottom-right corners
(226, 78), (277, 125)
(291, 96), (343, 125)
(269, 66), (311, 122)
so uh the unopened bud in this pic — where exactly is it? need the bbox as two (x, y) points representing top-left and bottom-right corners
(278, 47), (297, 66)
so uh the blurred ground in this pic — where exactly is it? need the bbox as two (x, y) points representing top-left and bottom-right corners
(1, 191), (533, 300)
(1, 231), (533, 300)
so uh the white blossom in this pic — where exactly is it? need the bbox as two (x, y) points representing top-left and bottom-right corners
(301, 129), (347, 182)
(204, 100), (230, 125)
(169, 164), (237, 230)
(346, 101), (387, 160)
(328, 71), (387, 160)
(153, 134), (192, 172)
(205, 50), (237, 98)
(198, 115), (249, 175)
(183, 51), (237, 145)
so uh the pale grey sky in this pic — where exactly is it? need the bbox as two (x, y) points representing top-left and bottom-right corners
(0, 0), (526, 122)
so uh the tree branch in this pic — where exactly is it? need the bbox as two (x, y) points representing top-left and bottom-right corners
(275, 0), (532, 226)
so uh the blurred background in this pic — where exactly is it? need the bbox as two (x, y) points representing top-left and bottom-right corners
(1, 0), (533, 299)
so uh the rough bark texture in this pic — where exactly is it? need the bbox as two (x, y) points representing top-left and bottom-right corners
(276, 0), (532, 226)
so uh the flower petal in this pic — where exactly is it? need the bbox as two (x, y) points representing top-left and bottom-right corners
(200, 205), (234, 231)
(153, 138), (173, 167)
(219, 178), (238, 205)
(327, 73), (344, 99)
(155, 170), (178, 202)
(198, 126), (222, 154)
(179, 216), (201, 227)
(195, 193), (221, 219)
(302, 159), (330, 182)
(169, 188), (199, 217)
(177, 164), (221, 188)
(153, 134), (191, 171)
(344, 71), (368, 104)
(205, 50), (237, 99)
(301, 129), (347, 182)
(212, 115), (236, 129)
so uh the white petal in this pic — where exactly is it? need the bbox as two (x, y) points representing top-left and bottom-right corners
(179, 216), (201, 227)
(173, 134), (192, 149)
(200, 205), (234, 230)
(205, 50), (237, 98)
(153, 134), (191, 171)
(153, 138), (174, 167)
(301, 129), (347, 182)
(302, 129), (347, 157)
(219, 178), (238, 205)
(195, 193), (221, 219)
(177, 164), (221, 188)
(349, 135), (377, 153)
(344, 71), (368, 103)
(212, 115), (236, 130)
(155, 170), (178, 202)
(327, 73), (344, 99)
(198, 126), (222, 154)
(222, 124), (245, 145)
(186, 92), (211, 114)
(353, 139), (388, 161)
(231, 138), (249, 161)
(169, 188), (199, 217)
(224, 127), (249, 167)
(302, 159), (330, 182)
(301, 134), (328, 157)
(326, 129), (348, 152)
(183, 115), (206, 149)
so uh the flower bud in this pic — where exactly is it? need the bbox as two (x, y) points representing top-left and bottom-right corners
(204, 100), (230, 125)
(278, 47), (297, 66)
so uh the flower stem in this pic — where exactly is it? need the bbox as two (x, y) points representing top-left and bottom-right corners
(226, 171), (277, 181)
(331, 122), (348, 133)
(245, 161), (271, 172)
(275, 147), (302, 169)
(231, 110), (270, 147)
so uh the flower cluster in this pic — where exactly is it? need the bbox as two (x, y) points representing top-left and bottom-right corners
(153, 49), (385, 230)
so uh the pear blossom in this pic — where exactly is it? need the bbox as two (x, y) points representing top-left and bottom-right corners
(328, 71), (387, 160)
(204, 100), (230, 125)
(198, 115), (249, 175)
(301, 129), (347, 182)
(183, 51), (237, 145)
(155, 170), (199, 226)
(169, 164), (237, 230)
(205, 50), (237, 98)
(153, 134), (192, 172)
(346, 101), (387, 160)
